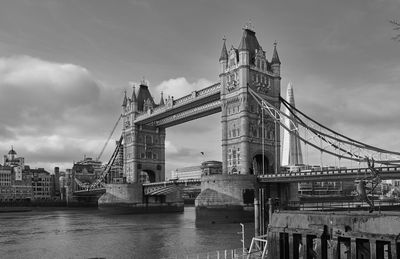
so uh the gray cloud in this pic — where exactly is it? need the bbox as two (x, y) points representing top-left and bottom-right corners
(0, 56), (123, 169)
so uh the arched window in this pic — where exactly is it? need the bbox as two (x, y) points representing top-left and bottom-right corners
(145, 135), (152, 145)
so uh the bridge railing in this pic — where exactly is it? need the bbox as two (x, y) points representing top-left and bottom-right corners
(195, 83), (221, 97)
(258, 166), (400, 179)
(286, 199), (400, 212)
(162, 248), (247, 259)
(143, 179), (201, 187)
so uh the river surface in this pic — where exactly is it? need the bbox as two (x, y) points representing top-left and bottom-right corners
(0, 206), (254, 259)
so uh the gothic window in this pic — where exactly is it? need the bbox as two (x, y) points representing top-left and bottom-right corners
(261, 61), (265, 71)
(153, 153), (158, 160)
(145, 135), (152, 145)
(146, 151), (152, 159)
(141, 153), (145, 159)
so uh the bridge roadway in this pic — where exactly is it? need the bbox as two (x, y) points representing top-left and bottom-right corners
(73, 179), (201, 196)
(258, 166), (400, 183)
(73, 166), (400, 196)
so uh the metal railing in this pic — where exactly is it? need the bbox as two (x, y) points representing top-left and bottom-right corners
(286, 199), (400, 212)
(162, 248), (245, 259)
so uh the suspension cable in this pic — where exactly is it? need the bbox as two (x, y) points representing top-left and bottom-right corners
(248, 87), (400, 165)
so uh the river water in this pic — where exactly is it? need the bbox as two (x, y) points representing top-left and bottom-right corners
(0, 206), (255, 259)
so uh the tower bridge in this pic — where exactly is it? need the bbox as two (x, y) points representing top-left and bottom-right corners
(70, 25), (400, 227)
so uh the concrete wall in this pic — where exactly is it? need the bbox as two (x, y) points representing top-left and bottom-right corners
(267, 211), (400, 258)
(270, 211), (400, 237)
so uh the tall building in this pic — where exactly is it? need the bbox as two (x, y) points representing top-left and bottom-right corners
(0, 165), (32, 202)
(281, 83), (303, 166)
(28, 168), (52, 200)
(170, 161), (222, 180)
(72, 156), (103, 188)
(171, 166), (202, 180)
(0, 148), (32, 202)
(51, 167), (61, 199)
(201, 160), (222, 176)
(3, 146), (24, 167)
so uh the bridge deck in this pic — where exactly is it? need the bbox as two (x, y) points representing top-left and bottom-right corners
(258, 166), (400, 183)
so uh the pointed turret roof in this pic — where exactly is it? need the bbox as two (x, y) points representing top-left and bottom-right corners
(131, 86), (137, 102)
(122, 90), (128, 107)
(238, 28), (261, 64)
(137, 81), (155, 111)
(219, 38), (228, 61)
(159, 92), (165, 106)
(271, 42), (281, 65)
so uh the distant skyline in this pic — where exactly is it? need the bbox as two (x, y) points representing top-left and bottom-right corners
(0, 0), (399, 174)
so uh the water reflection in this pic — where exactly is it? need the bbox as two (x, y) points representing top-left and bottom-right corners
(0, 207), (254, 259)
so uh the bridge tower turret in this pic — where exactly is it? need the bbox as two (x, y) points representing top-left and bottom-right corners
(219, 38), (228, 73)
(131, 85), (137, 113)
(271, 42), (281, 76)
(122, 80), (166, 184)
(220, 25), (281, 176)
(197, 24), (282, 224)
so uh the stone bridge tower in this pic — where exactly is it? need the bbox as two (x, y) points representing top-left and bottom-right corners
(196, 25), (282, 224)
(220, 26), (281, 176)
(121, 80), (166, 184)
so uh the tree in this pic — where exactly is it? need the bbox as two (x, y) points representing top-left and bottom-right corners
(390, 20), (400, 41)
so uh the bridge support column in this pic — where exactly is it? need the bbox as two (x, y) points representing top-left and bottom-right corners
(195, 174), (256, 224)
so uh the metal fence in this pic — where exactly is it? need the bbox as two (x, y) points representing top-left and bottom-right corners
(162, 248), (251, 259)
(287, 199), (400, 212)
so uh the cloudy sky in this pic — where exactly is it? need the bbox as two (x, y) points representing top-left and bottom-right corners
(0, 0), (399, 175)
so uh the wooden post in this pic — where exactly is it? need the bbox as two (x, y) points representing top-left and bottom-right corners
(302, 236), (307, 259)
(289, 234), (294, 259)
(328, 238), (338, 259)
(370, 239), (376, 259)
(276, 232), (281, 258)
(351, 238), (356, 259)
(391, 241), (397, 259)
